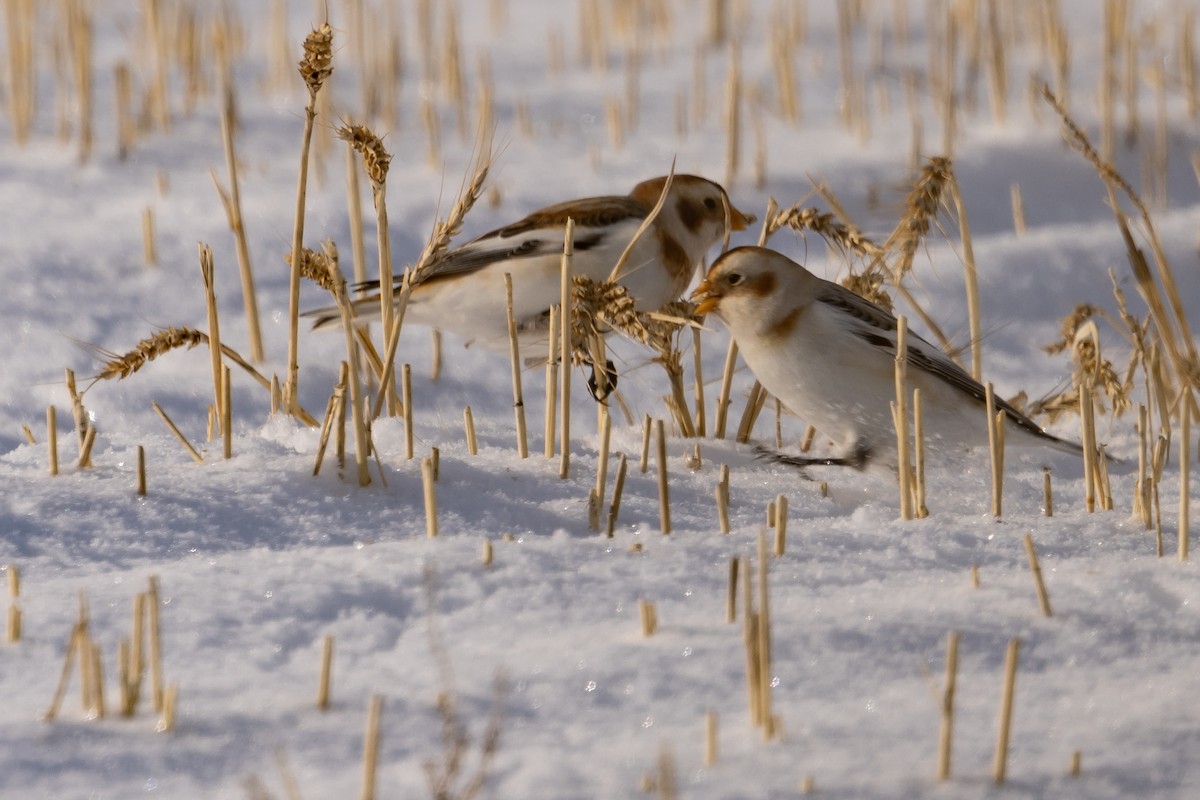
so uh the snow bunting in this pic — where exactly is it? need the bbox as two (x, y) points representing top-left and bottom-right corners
(308, 174), (754, 353)
(693, 246), (1084, 468)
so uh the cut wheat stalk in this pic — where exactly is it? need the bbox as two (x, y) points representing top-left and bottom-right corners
(1010, 182), (1026, 236)
(152, 402), (203, 463)
(1180, 390), (1192, 562)
(211, 84), (264, 363)
(140, 204), (157, 267)
(504, 273), (529, 458)
(1024, 533), (1054, 616)
(559, 220), (575, 480)
(47, 406), (59, 476)
(402, 364), (414, 460)
(324, 242), (372, 486)
(344, 142), (369, 290)
(725, 40), (741, 189)
(221, 366), (232, 459)
(464, 406), (478, 456)
(756, 530), (775, 740)
(985, 383), (1003, 517)
(594, 405), (612, 530)
(145, 576), (164, 712)
(638, 599), (657, 636)
(716, 463), (731, 534)
(705, 709), (718, 767)
(65, 369), (89, 465)
(605, 453), (628, 538)
(155, 683), (178, 733)
(735, 381), (766, 444)
(913, 387), (928, 517)
(284, 22), (333, 415)
(740, 555), (759, 724)
(937, 631), (960, 781)
(639, 413), (653, 473)
(545, 304), (559, 459)
(312, 374), (345, 477)
(6, 564), (20, 644)
(772, 495), (788, 556)
(692, 327), (707, 437)
(422, 457), (438, 538)
(947, 173), (983, 381)
(317, 633), (333, 710)
(894, 315), (914, 519)
(714, 339), (739, 439)
(77, 425), (96, 470)
(655, 419), (671, 534)
(993, 638), (1020, 785)
(726, 556), (739, 623)
(1080, 382), (1097, 513)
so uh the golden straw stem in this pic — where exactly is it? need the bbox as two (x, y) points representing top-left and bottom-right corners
(545, 305), (559, 459)
(402, 364), (414, 460)
(894, 316), (913, 520)
(504, 273), (529, 458)
(147, 576), (163, 712)
(464, 406), (478, 455)
(605, 453), (628, 538)
(422, 457), (438, 538)
(1043, 467), (1053, 517)
(357, 695), (381, 800)
(937, 630), (959, 780)
(726, 557), (739, 623)
(218, 82), (264, 363)
(716, 464), (731, 535)
(222, 366), (232, 459)
(913, 388), (928, 517)
(640, 414), (652, 473)
(559, 220), (574, 480)
(714, 339), (738, 439)
(985, 383), (1002, 517)
(1023, 533), (1053, 616)
(655, 419), (671, 534)
(134, 444), (147, 496)
(152, 402), (203, 463)
(773, 495), (788, 556)
(47, 406), (58, 476)
(992, 638), (1020, 785)
(317, 633), (333, 710)
(198, 244), (223, 433)
(595, 405), (612, 516)
(692, 327), (707, 437)
(705, 709), (718, 766)
(948, 174), (982, 381)
(142, 207), (157, 267)
(1180, 391), (1192, 562)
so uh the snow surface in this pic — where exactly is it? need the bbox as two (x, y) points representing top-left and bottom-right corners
(2, 1), (1199, 798)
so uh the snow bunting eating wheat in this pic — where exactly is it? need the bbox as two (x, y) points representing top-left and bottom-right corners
(308, 174), (754, 355)
(693, 246), (1084, 468)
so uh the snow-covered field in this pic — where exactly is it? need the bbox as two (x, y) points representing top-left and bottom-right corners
(2, 1), (1199, 798)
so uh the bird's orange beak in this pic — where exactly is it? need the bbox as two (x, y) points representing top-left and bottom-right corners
(692, 277), (721, 315)
(728, 205), (755, 232)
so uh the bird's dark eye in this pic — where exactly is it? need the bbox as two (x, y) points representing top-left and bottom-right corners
(703, 197), (718, 211)
(726, 272), (743, 286)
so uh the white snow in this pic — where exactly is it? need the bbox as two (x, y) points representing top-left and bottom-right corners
(1, 1), (1199, 798)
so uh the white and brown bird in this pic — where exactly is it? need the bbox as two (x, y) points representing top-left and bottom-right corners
(308, 174), (754, 355)
(693, 246), (1084, 468)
